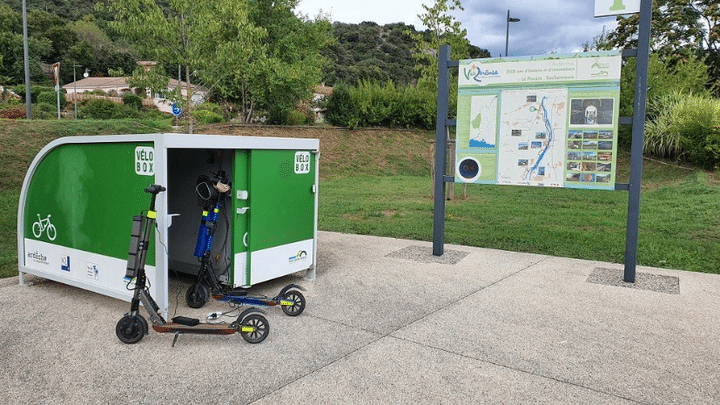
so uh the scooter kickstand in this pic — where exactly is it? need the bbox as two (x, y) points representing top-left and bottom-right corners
(172, 332), (181, 347)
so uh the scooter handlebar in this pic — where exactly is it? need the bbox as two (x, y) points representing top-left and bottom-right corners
(145, 184), (166, 195)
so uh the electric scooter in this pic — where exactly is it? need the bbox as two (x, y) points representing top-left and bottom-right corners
(184, 172), (306, 316)
(116, 184), (270, 346)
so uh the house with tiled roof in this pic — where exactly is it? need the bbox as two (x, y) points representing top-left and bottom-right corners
(62, 76), (207, 114)
(311, 84), (333, 122)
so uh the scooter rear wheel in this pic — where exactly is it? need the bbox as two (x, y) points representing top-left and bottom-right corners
(116, 314), (147, 344)
(185, 283), (210, 308)
(281, 290), (306, 317)
(239, 314), (269, 344)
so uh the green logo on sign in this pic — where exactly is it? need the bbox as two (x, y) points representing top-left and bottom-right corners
(610, 0), (626, 11)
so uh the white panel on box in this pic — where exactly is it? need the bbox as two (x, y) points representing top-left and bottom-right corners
(232, 251), (248, 287)
(23, 239), (159, 301)
(249, 239), (314, 285)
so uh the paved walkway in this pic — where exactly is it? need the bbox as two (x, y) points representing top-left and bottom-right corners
(1, 231), (719, 404)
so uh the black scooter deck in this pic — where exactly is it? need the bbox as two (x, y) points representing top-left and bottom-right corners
(153, 323), (237, 335)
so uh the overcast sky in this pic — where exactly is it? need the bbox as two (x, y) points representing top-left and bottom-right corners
(294, 0), (620, 58)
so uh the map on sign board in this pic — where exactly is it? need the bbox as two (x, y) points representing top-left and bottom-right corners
(455, 51), (622, 190)
(497, 88), (568, 187)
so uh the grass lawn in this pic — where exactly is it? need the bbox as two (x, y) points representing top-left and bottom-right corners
(2, 121), (718, 278)
(319, 168), (720, 274)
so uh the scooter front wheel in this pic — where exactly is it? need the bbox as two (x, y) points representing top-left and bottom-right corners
(239, 314), (269, 344)
(281, 290), (306, 317)
(116, 314), (147, 344)
(185, 283), (209, 308)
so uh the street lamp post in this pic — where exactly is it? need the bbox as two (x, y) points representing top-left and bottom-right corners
(22, 0), (31, 119)
(73, 65), (80, 119)
(72, 66), (89, 119)
(505, 10), (521, 57)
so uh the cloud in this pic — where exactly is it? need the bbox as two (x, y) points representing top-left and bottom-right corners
(295, 0), (619, 58)
(454, 0), (617, 57)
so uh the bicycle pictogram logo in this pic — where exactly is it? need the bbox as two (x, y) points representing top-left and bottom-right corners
(32, 214), (57, 241)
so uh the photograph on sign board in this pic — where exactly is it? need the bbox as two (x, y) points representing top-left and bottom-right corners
(569, 98), (614, 125)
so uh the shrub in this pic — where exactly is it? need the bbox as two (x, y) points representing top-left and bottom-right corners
(80, 98), (118, 119)
(113, 105), (144, 119)
(36, 92), (54, 105)
(621, 53), (715, 148)
(324, 83), (358, 128)
(195, 102), (225, 116)
(191, 109), (224, 124)
(12, 85), (55, 103)
(391, 85), (436, 129)
(122, 92), (142, 110)
(0, 105), (26, 119)
(266, 106), (290, 125)
(143, 107), (172, 120)
(288, 103), (315, 126)
(644, 91), (720, 169)
(324, 81), (436, 129)
(33, 102), (57, 119)
(189, 102), (237, 124)
(287, 110), (307, 126)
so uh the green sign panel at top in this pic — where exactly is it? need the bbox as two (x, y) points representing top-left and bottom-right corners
(455, 51), (622, 190)
(594, 0), (641, 17)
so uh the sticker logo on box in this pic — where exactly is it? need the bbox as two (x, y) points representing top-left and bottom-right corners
(27, 251), (48, 266)
(86, 261), (99, 281)
(135, 146), (155, 176)
(288, 250), (308, 264)
(61, 255), (70, 272)
(294, 152), (310, 174)
(32, 214), (56, 241)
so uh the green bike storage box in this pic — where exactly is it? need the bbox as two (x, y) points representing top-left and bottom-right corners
(18, 134), (319, 316)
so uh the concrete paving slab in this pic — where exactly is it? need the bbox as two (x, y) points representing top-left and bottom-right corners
(1, 231), (719, 405)
(312, 232), (547, 334)
(0, 272), (379, 405)
(392, 256), (720, 404)
(252, 336), (635, 405)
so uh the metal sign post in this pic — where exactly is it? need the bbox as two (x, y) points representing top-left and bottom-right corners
(622, 0), (653, 282)
(432, 45), (451, 256)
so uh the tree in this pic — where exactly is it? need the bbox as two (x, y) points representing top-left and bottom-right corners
(408, 0), (470, 90)
(205, 0), (332, 123)
(0, 3), (53, 84)
(607, 1), (719, 54)
(0, 2), (21, 34)
(252, 1), (333, 124)
(107, 0), (265, 127)
(322, 22), (424, 86)
(604, 1), (720, 86)
(45, 25), (79, 63)
(69, 18), (114, 58)
(0, 11), (52, 84)
(27, 8), (65, 35)
(6, 0), (96, 21)
(61, 40), (97, 83)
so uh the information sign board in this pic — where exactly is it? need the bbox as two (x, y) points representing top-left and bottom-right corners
(455, 51), (622, 190)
